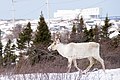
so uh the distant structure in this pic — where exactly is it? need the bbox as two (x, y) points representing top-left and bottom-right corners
(54, 7), (100, 20)
(12, 0), (16, 27)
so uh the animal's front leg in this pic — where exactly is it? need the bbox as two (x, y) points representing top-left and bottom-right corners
(67, 58), (72, 73)
(73, 59), (82, 73)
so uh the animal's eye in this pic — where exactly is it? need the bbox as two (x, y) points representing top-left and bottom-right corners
(54, 42), (56, 45)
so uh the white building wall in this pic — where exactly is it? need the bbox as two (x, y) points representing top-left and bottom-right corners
(54, 7), (100, 20)
(54, 10), (79, 20)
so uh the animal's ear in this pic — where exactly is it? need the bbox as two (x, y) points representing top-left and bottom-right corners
(55, 32), (60, 39)
(54, 31), (61, 43)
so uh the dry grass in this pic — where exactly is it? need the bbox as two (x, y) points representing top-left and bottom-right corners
(0, 39), (119, 74)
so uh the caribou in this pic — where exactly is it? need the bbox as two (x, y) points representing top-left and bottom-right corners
(48, 38), (105, 73)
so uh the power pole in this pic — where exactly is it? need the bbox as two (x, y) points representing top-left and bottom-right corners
(12, 0), (16, 27)
(46, 0), (50, 27)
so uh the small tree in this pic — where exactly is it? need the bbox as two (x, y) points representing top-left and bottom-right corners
(33, 12), (51, 45)
(23, 22), (33, 47)
(17, 38), (26, 50)
(77, 16), (84, 33)
(83, 27), (90, 42)
(75, 16), (85, 42)
(3, 39), (17, 67)
(72, 23), (77, 33)
(0, 41), (2, 66)
(0, 29), (3, 66)
(101, 16), (111, 39)
(88, 27), (94, 41)
(29, 12), (52, 65)
(69, 23), (77, 42)
(17, 22), (33, 50)
(93, 25), (100, 42)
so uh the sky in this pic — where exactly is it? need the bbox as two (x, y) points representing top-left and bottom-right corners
(0, 0), (120, 19)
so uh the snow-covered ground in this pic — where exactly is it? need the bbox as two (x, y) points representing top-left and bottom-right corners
(0, 68), (120, 80)
(0, 19), (120, 42)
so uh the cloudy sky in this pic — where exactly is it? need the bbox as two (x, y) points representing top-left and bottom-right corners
(0, 0), (120, 19)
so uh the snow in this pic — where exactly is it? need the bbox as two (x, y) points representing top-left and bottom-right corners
(0, 19), (119, 42)
(0, 21), (119, 80)
(0, 68), (120, 80)
(109, 30), (120, 38)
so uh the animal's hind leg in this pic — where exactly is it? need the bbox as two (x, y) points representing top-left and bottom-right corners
(83, 57), (94, 73)
(73, 59), (82, 72)
(67, 58), (72, 73)
(93, 57), (105, 72)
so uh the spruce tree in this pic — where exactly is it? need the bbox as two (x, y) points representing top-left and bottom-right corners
(0, 41), (2, 66)
(83, 27), (90, 42)
(83, 26), (99, 42)
(75, 16), (85, 42)
(93, 25), (100, 42)
(34, 12), (51, 45)
(72, 23), (77, 33)
(77, 16), (84, 33)
(17, 22), (32, 50)
(101, 16), (111, 39)
(23, 22), (32, 47)
(17, 38), (26, 50)
(3, 39), (17, 67)
(29, 13), (51, 65)
(0, 30), (3, 66)
(89, 27), (94, 41)
(70, 23), (77, 42)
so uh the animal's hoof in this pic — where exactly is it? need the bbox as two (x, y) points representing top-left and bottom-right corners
(82, 70), (87, 74)
(78, 69), (83, 73)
